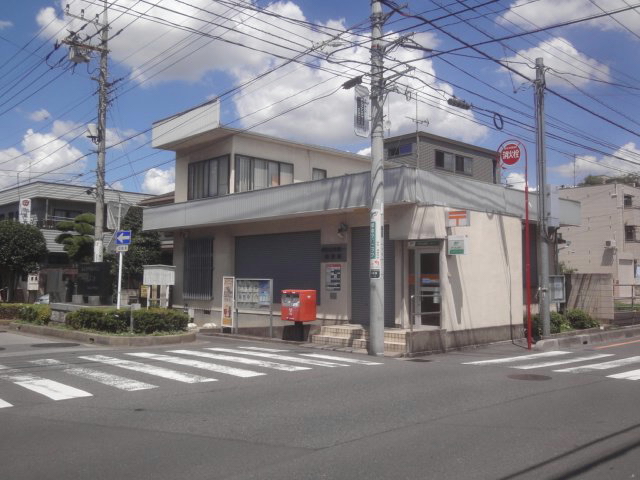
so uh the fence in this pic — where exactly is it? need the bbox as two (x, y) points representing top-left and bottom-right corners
(565, 273), (614, 322)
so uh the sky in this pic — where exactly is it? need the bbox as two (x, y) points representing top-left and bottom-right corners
(0, 0), (639, 195)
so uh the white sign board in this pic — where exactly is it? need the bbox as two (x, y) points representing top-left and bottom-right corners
(447, 235), (468, 255)
(354, 85), (370, 138)
(221, 276), (235, 328)
(447, 210), (469, 227)
(19, 198), (31, 224)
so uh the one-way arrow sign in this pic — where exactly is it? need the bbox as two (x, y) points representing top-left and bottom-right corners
(115, 230), (132, 245)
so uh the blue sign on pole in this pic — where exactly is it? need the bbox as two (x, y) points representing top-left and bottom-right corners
(115, 230), (132, 245)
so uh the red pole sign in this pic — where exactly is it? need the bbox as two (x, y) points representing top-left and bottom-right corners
(500, 143), (521, 165)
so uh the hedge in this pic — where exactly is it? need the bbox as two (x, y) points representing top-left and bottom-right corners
(0, 304), (51, 325)
(528, 308), (599, 338)
(65, 308), (188, 334)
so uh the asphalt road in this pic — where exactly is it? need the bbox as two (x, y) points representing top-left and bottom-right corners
(1, 329), (639, 480)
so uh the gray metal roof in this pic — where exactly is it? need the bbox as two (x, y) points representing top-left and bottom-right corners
(143, 167), (580, 231)
(0, 181), (153, 206)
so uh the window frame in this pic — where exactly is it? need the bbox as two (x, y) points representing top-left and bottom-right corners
(234, 155), (294, 193)
(187, 155), (229, 201)
(386, 142), (414, 158)
(312, 168), (327, 181)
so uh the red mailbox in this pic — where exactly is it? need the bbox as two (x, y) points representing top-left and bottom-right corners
(281, 289), (316, 322)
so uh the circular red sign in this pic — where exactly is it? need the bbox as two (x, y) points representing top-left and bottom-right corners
(22, 199), (30, 206)
(500, 143), (521, 165)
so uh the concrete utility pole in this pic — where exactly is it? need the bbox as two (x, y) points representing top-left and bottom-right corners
(534, 57), (551, 337)
(368, 0), (385, 356)
(63, 1), (109, 263)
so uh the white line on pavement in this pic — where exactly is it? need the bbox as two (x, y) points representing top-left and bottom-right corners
(513, 353), (613, 370)
(554, 356), (640, 373)
(79, 355), (216, 384)
(169, 350), (310, 372)
(463, 351), (571, 365)
(127, 353), (265, 378)
(300, 353), (383, 365)
(205, 348), (350, 367)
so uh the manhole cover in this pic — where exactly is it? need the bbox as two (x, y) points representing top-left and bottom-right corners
(31, 343), (80, 348)
(508, 373), (552, 381)
(407, 358), (432, 362)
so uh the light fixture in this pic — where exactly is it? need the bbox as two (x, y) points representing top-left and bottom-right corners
(337, 222), (349, 239)
(86, 123), (100, 144)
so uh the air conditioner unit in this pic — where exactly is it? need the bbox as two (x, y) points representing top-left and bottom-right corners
(605, 239), (617, 248)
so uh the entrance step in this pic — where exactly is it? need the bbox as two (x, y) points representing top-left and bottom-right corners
(311, 325), (409, 354)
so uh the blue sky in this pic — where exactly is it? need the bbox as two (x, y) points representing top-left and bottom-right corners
(0, 0), (639, 194)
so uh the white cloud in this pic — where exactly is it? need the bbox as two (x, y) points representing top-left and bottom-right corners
(357, 146), (371, 157)
(551, 142), (640, 181)
(0, 20), (12, 29)
(499, 0), (640, 37)
(142, 167), (175, 194)
(36, 1), (488, 147)
(0, 127), (86, 189)
(501, 37), (610, 88)
(28, 109), (50, 122)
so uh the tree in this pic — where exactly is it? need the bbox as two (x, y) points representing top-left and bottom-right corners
(0, 220), (48, 302)
(106, 207), (162, 288)
(55, 212), (96, 264)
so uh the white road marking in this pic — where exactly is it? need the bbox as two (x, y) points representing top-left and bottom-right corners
(127, 353), (265, 378)
(513, 353), (614, 370)
(463, 351), (571, 365)
(238, 347), (290, 353)
(169, 350), (310, 372)
(608, 369), (640, 381)
(79, 355), (216, 384)
(555, 356), (640, 373)
(0, 398), (13, 408)
(29, 358), (157, 391)
(205, 348), (349, 367)
(0, 373), (92, 401)
(300, 353), (383, 365)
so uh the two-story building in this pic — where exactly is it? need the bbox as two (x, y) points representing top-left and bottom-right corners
(0, 181), (151, 302)
(559, 183), (640, 299)
(143, 101), (580, 353)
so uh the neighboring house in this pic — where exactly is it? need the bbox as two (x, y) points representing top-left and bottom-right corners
(143, 102), (580, 352)
(384, 130), (499, 184)
(559, 183), (640, 297)
(0, 181), (151, 302)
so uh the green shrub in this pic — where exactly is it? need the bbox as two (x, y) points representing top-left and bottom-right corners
(18, 304), (51, 325)
(66, 308), (188, 334)
(529, 311), (572, 338)
(565, 309), (599, 330)
(0, 303), (23, 320)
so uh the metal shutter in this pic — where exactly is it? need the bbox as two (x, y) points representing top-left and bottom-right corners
(351, 226), (395, 327)
(235, 231), (321, 303)
(184, 237), (213, 300)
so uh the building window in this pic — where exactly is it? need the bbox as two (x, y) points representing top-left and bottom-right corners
(455, 155), (473, 175)
(235, 155), (293, 193)
(435, 150), (454, 171)
(436, 150), (473, 175)
(183, 237), (213, 300)
(312, 168), (327, 180)
(625, 226), (636, 242)
(624, 195), (633, 207)
(187, 155), (229, 200)
(387, 142), (413, 157)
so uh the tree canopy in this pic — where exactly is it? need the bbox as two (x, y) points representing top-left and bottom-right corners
(55, 212), (96, 264)
(0, 220), (48, 301)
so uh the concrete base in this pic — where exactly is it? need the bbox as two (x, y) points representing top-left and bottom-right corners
(72, 295), (84, 304)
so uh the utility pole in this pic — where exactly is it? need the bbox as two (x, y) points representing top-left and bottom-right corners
(369, 0), (385, 356)
(534, 57), (551, 337)
(62, 1), (109, 263)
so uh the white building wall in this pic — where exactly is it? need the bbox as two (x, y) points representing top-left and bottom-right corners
(440, 210), (522, 331)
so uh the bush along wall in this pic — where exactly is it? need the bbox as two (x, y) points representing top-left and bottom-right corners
(528, 309), (598, 339)
(0, 304), (23, 320)
(19, 304), (52, 325)
(65, 308), (188, 335)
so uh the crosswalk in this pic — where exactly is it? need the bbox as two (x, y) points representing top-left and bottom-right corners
(0, 346), (382, 409)
(462, 350), (640, 382)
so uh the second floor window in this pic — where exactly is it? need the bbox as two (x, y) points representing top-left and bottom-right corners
(188, 155), (229, 200)
(235, 155), (293, 192)
(387, 142), (413, 157)
(312, 168), (327, 180)
(626, 225), (636, 242)
(435, 150), (473, 175)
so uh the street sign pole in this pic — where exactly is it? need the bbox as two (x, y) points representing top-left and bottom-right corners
(117, 250), (123, 309)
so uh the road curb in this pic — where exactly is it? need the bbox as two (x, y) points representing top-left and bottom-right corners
(534, 325), (640, 351)
(8, 322), (196, 347)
